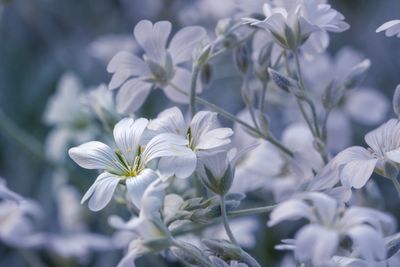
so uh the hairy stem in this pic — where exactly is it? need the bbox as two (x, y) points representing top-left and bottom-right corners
(220, 195), (238, 245)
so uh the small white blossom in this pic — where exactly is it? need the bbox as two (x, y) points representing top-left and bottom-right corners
(146, 107), (233, 178)
(334, 119), (400, 189)
(269, 192), (395, 266)
(109, 179), (171, 267)
(107, 20), (206, 114)
(68, 117), (194, 211)
(246, 0), (349, 50)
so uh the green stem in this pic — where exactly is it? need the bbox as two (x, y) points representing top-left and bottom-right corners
(227, 205), (276, 217)
(190, 64), (200, 116)
(293, 51), (321, 138)
(220, 195), (238, 245)
(171, 239), (213, 267)
(258, 81), (268, 113)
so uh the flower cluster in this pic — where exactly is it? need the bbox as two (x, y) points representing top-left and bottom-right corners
(5, 1), (400, 267)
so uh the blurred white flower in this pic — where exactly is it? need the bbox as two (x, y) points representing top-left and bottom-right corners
(107, 20), (207, 114)
(334, 119), (400, 189)
(68, 117), (194, 211)
(43, 73), (95, 161)
(269, 192), (395, 266)
(109, 179), (171, 267)
(146, 107), (233, 178)
(377, 20), (400, 37)
(0, 178), (43, 248)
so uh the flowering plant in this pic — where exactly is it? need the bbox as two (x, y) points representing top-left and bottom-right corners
(3, 1), (400, 267)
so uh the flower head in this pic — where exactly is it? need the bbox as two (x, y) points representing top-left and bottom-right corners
(269, 192), (394, 266)
(107, 20), (207, 114)
(334, 119), (400, 189)
(68, 117), (193, 211)
(146, 107), (234, 178)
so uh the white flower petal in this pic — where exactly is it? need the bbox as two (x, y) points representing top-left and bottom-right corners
(107, 51), (148, 75)
(81, 172), (121, 211)
(301, 192), (337, 225)
(268, 199), (313, 226)
(134, 20), (171, 62)
(365, 119), (400, 156)
(113, 118), (149, 165)
(340, 158), (378, 189)
(147, 106), (187, 136)
(126, 169), (158, 209)
(158, 153), (197, 179)
(347, 225), (386, 261)
(386, 148), (400, 163)
(295, 224), (339, 266)
(195, 128), (233, 151)
(168, 26), (206, 64)
(68, 141), (124, 174)
(376, 20), (400, 37)
(115, 79), (152, 114)
(141, 133), (191, 165)
(333, 146), (373, 167)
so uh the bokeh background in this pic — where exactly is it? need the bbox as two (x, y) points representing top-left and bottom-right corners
(1, 0), (400, 266)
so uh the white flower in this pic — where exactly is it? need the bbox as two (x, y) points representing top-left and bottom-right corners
(0, 178), (43, 248)
(246, 0), (348, 50)
(269, 192), (394, 266)
(109, 179), (171, 267)
(43, 73), (96, 161)
(377, 20), (400, 37)
(146, 107), (233, 178)
(107, 20), (206, 114)
(68, 117), (194, 211)
(334, 119), (400, 189)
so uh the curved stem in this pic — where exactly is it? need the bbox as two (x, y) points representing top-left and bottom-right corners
(190, 64), (200, 117)
(220, 195), (238, 245)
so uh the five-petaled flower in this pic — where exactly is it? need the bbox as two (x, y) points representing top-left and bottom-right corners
(107, 20), (207, 114)
(68, 117), (193, 211)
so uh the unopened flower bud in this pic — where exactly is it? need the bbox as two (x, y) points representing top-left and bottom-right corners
(233, 46), (249, 74)
(200, 63), (213, 87)
(268, 68), (298, 93)
(343, 59), (371, 89)
(215, 18), (235, 36)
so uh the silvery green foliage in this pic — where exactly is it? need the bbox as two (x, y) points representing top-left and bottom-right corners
(11, 1), (400, 267)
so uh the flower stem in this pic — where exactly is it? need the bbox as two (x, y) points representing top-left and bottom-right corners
(171, 239), (213, 267)
(190, 64), (200, 117)
(227, 205), (276, 217)
(220, 195), (238, 245)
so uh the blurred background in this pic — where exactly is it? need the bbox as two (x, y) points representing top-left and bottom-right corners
(1, 0), (400, 266)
